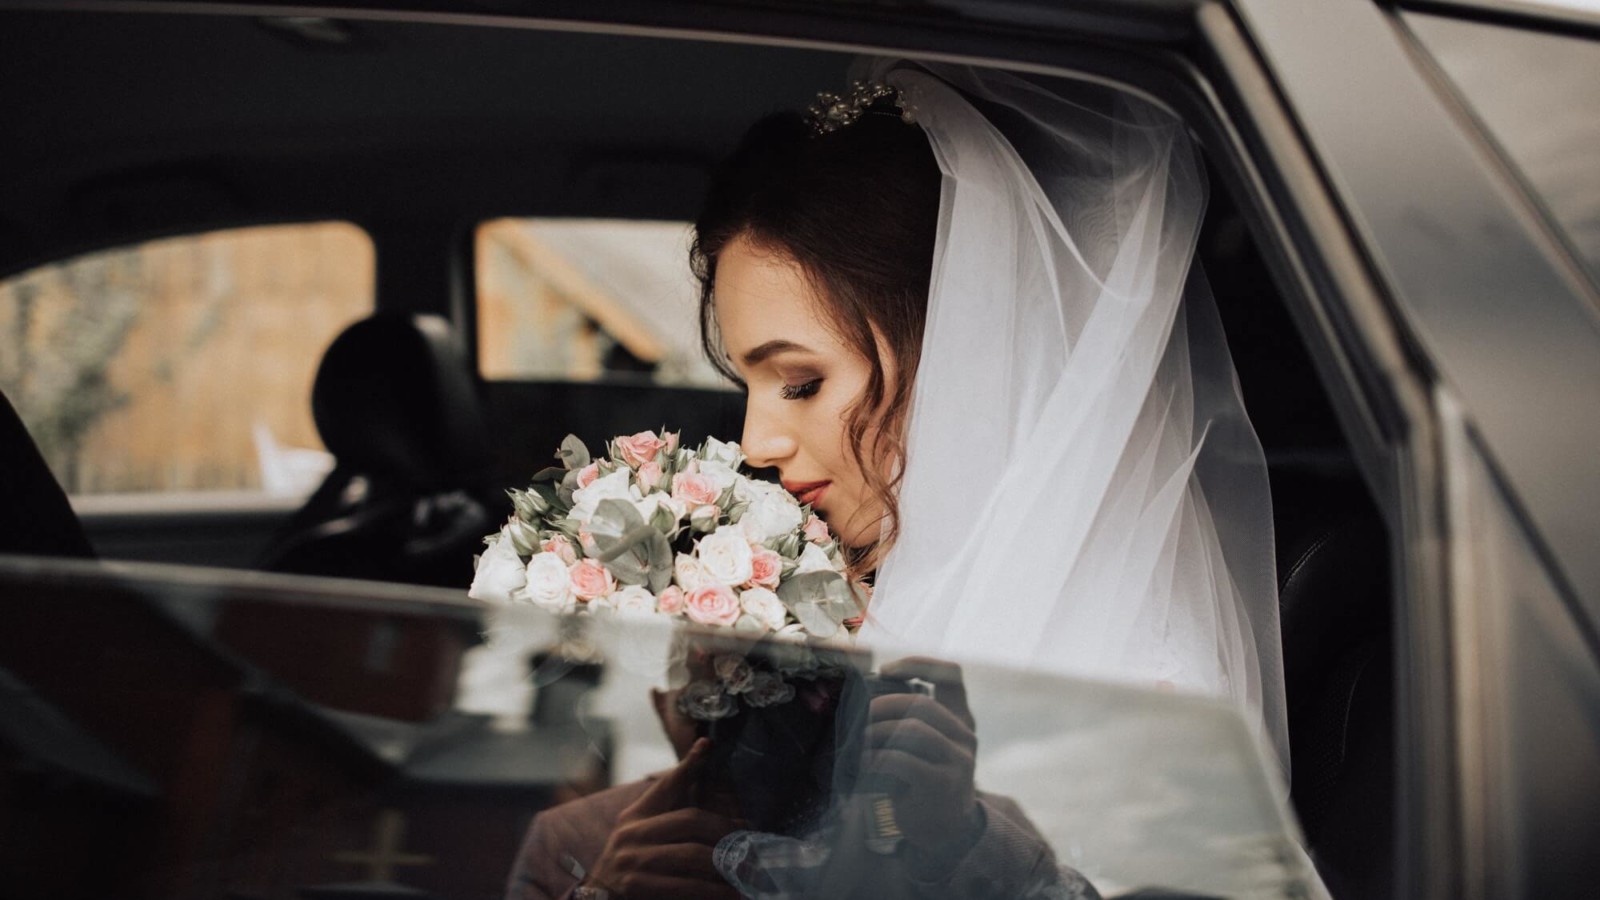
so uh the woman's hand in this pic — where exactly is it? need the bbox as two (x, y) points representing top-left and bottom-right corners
(584, 738), (742, 899)
(864, 657), (983, 856)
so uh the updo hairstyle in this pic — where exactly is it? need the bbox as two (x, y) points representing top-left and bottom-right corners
(691, 97), (941, 570)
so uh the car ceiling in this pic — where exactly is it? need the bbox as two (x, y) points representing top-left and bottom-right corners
(0, 10), (856, 275)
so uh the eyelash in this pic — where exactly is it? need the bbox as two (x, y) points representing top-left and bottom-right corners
(779, 379), (822, 401)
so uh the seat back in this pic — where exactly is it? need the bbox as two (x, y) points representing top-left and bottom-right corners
(1270, 462), (1394, 897)
(0, 388), (94, 560)
(258, 314), (497, 587)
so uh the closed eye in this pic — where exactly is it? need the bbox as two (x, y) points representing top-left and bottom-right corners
(779, 378), (822, 400)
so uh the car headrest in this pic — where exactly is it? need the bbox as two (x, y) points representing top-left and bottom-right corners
(0, 388), (94, 559)
(312, 314), (493, 492)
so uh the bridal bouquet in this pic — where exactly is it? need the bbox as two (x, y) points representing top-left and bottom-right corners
(468, 430), (865, 718)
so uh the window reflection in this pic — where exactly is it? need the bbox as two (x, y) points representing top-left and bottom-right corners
(0, 563), (1317, 897)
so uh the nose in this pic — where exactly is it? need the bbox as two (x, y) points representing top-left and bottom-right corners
(740, 396), (799, 470)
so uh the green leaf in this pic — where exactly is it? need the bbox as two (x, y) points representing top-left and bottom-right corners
(771, 533), (801, 558)
(530, 466), (567, 485)
(778, 571), (855, 618)
(530, 483), (562, 517)
(589, 499), (672, 590)
(557, 434), (591, 471)
(790, 600), (839, 638)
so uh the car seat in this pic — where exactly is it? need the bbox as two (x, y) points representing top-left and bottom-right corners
(1270, 461), (1395, 898)
(257, 313), (498, 588)
(0, 388), (95, 560)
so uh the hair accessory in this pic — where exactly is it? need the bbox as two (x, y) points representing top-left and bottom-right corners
(806, 80), (916, 135)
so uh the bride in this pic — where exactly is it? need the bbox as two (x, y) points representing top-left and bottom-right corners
(698, 60), (1284, 753)
(516, 60), (1292, 900)
(699, 59), (1285, 887)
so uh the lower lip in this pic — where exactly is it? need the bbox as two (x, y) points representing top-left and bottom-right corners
(794, 484), (829, 507)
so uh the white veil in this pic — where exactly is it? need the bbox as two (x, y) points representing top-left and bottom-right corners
(859, 62), (1289, 772)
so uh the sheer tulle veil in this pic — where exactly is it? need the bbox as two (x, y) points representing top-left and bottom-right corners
(857, 61), (1290, 772)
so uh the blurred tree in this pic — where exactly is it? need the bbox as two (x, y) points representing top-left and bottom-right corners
(0, 252), (142, 491)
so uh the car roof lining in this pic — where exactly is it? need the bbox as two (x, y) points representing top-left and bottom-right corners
(1, 7), (1361, 466)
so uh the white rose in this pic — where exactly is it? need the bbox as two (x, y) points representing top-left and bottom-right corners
(697, 459), (740, 494)
(697, 527), (754, 587)
(739, 587), (787, 632)
(611, 585), (660, 617)
(635, 492), (687, 528)
(569, 468), (636, 524)
(796, 542), (836, 574)
(703, 436), (745, 469)
(738, 481), (804, 542)
(522, 553), (576, 614)
(674, 553), (707, 591)
(467, 537), (525, 605)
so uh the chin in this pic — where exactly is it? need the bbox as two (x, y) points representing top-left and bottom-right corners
(823, 507), (885, 550)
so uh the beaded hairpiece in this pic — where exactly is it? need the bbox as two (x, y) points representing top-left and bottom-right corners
(806, 80), (917, 135)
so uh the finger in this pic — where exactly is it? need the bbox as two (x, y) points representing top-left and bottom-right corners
(866, 717), (965, 765)
(625, 842), (727, 880)
(625, 807), (743, 846)
(862, 747), (966, 793)
(879, 656), (974, 729)
(869, 693), (976, 749)
(607, 873), (741, 900)
(621, 737), (712, 819)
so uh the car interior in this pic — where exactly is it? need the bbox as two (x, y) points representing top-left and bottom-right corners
(0, 8), (1394, 897)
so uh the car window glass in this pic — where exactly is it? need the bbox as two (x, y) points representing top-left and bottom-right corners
(0, 222), (373, 497)
(0, 561), (1318, 899)
(476, 218), (732, 389)
(1406, 13), (1600, 292)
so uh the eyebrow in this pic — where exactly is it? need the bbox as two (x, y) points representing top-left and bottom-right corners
(740, 339), (815, 367)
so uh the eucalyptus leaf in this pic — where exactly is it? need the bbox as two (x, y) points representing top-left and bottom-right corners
(776, 570), (840, 607)
(589, 499), (673, 589)
(557, 434), (591, 471)
(791, 600), (839, 638)
(530, 466), (567, 485)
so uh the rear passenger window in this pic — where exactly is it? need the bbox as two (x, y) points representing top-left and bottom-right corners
(0, 222), (373, 497)
(475, 218), (732, 389)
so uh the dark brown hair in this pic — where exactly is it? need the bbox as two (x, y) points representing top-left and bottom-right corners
(690, 101), (942, 572)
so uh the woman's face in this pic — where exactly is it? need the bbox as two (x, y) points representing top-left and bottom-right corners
(712, 234), (890, 548)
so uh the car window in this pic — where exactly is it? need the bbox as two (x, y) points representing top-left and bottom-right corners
(0, 222), (373, 498)
(0, 559), (1317, 899)
(1405, 13), (1600, 292)
(476, 218), (732, 389)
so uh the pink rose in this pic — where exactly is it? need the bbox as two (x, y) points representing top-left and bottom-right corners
(803, 514), (832, 544)
(540, 535), (577, 565)
(569, 559), (615, 601)
(665, 431), (681, 453)
(657, 585), (686, 615)
(749, 548), (782, 589)
(672, 472), (721, 509)
(576, 462), (600, 489)
(578, 526), (599, 557)
(685, 584), (740, 627)
(616, 431), (667, 467)
(637, 460), (664, 491)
